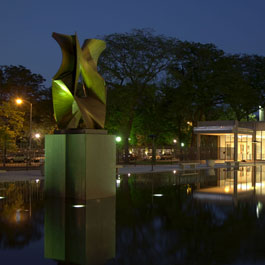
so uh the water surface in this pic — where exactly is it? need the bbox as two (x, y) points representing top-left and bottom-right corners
(1, 166), (265, 264)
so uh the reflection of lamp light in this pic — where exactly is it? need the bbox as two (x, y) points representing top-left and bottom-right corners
(72, 205), (85, 208)
(153, 194), (163, 197)
(257, 201), (263, 218)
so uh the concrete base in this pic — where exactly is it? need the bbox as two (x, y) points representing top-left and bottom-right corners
(45, 133), (116, 200)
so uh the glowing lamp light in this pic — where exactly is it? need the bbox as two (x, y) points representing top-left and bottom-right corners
(153, 194), (163, 197)
(72, 205), (85, 208)
(35, 179), (40, 183)
(0, 196), (5, 200)
(181, 142), (185, 147)
(35, 133), (41, 139)
(173, 170), (176, 174)
(128, 173), (131, 177)
(224, 187), (230, 193)
(173, 139), (177, 144)
(16, 98), (23, 105)
(116, 136), (122, 142)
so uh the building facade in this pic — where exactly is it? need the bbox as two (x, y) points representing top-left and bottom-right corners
(194, 120), (265, 161)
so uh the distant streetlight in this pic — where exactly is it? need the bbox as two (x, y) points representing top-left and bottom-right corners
(181, 142), (185, 147)
(116, 136), (122, 142)
(173, 139), (177, 144)
(35, 133), (41, 139)
(16, 98), (33, 152)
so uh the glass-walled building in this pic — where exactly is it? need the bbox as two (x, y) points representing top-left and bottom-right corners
(194, 121), (265, 161)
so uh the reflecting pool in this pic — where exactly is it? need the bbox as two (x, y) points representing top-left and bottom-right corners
(2, 166), (265, 264)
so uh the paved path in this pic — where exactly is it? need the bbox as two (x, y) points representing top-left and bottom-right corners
(0, 169), (43, 182)
(0, 161), (263, 180)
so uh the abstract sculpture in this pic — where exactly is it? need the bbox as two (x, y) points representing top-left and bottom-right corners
(52, 32), (106, 129)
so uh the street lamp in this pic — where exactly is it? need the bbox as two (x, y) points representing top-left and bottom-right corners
(16, 98), (33, 152)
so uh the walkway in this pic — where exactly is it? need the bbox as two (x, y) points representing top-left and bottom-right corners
(0, 161), (263, 180)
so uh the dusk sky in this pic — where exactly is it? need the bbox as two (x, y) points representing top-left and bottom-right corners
(1, 0), (265, 86)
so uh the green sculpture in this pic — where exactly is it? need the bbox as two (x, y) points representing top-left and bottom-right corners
(52, 32), (106, 129)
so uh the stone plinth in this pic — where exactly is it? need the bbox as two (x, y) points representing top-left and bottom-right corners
(45, 132), (116, 200)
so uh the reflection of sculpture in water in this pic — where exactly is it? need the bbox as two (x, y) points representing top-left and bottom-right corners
(44, 197), (115, 264)
(52, 32), (107, 129)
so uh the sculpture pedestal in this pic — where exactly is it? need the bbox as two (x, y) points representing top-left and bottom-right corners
(44, 132), (116, 200)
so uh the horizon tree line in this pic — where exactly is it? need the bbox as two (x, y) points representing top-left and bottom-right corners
(1, 29), (265, 160)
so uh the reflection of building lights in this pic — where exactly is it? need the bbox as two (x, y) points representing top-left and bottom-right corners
(173, 170), (176, 174)
(72, 205), (85, 208)
(153, 194), (163, 197)
(224, 187), (230, 193)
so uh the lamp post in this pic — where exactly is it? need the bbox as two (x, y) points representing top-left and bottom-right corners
(16, 98), (32, 155)
(115, 136), (122, 164)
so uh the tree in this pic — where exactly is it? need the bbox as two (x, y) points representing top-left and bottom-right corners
(0, 102), (24, 161)
(99, 29), (176, 162)
(165, 41), (225, 146)
(0, 65), (46, 102)
(0, 65), (56, 140)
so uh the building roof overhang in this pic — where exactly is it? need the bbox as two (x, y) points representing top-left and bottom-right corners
(194, 126), (253, 135)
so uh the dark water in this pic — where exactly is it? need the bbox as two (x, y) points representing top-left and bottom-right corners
(1, 166), (265, 264)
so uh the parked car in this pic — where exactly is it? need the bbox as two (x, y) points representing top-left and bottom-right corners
(122, 154), (138, 161)
(145, 153), (161, 160)
(32, 155), (45, 162)
(160, 153), (173, 160)
(6, 154), (28, 163)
